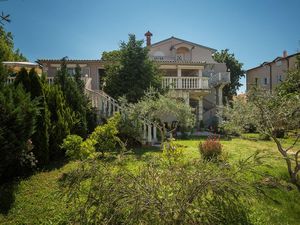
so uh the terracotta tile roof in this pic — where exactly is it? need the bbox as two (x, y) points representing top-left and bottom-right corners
(247, 52), (300, 72)
(37, 59), (102, 63)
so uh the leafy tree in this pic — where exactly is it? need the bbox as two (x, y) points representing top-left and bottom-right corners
(103, 34), (162, 103)
(124, 89), (195, 148)
(222, 88), (300, 190)
(0, 26), (26, 62)
(14, 68), (50, 165)
(213, 49), (244, 102)
(0, 85), (39, 182)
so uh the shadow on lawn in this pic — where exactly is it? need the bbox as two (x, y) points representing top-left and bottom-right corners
(131, 146), (161, 159)
(0, 181), (18, 215)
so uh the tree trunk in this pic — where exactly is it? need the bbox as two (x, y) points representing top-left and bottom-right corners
(272, 136), (300, 191)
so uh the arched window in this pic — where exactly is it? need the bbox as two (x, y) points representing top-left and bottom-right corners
(176, 47), (190, 61)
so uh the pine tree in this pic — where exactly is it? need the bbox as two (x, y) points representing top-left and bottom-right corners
(54, 58), (88, 137)
(103, 34), (162, 103)
(14, 68), (50, 165)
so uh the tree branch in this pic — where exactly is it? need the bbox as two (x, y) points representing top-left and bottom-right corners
(286, 134), (300, 152)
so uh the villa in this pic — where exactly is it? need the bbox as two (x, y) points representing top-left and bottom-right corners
(246, 51), (300, 92)
(37, 32), (230, 128)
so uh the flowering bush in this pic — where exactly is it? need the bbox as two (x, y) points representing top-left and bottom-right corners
(199, 135), (222, 161)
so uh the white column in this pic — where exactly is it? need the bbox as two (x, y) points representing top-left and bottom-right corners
(112, 102), (115, 115)
(198, 69), (202, 77)
(142, 122), (146, 145)
(153, 125), (157, 142)
(104, 100), (107, 116)
(218, 86), (223, 107)
(177, 67), (182, 89)
(147, 124), (152, 144)
(108, 98), (112, 116)
(184, 94), (190, 106)
(198, 96), (203, 122)
(217, 85), (224, 124)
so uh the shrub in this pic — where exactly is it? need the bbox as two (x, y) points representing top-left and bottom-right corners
(162, 138), (183, 164)
(59, 159), (253, 225)
(258, 133), (271, 141)
(61, 135), (97, 160)
(0, 85), (39, 182)
(61, 135), (83, 160)
(79, 138), (97, 160)
(272, 129), (285, 138)
(199, 135), (222, 160)
(89, 113), (125, 157)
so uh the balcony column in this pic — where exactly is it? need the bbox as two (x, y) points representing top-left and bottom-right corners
(198, 69), (202, 77)
(142, 122), (147, 145)
(198, 96), (203, 123)
(217, 85), (225, 123)
(217, 85), (224, 107)
(177, 67), (182, 89)
(147, 124), (152, 144)
(153, 125), (157, 143)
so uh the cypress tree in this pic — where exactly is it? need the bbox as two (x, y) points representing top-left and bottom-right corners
(14, 68), (50, 165)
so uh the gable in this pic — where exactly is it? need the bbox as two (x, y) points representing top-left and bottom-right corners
(151, 37), (217, 52)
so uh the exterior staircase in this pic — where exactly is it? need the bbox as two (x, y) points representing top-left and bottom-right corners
(84, 78), (158, 145)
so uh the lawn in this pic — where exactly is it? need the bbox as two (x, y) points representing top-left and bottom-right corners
(0, 137), (300, 225)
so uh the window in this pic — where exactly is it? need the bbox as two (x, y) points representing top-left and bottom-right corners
(255, 78), (259, 86)
(98, 69), (105, 90)
(67, 68), (75, 75)
(264, 77), (268, 85)
(277, 75), (282, 82)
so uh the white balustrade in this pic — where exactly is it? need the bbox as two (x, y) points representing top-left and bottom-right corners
(208, 72), (230, 87)
(162, 77), (209, 90)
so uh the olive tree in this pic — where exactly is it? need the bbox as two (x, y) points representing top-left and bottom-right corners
(222, 88), (300, 190)
(124, 89), (195, 148)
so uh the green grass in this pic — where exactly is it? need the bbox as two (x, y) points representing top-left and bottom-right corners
(0, 137), (300, 225)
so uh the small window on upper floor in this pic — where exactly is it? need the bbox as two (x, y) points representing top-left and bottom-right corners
(276, 60), (282, 66)
(255, 78), (259, 86)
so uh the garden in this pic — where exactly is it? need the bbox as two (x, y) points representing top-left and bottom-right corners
(1, 27), (300, 224)
(0, 136), (300, 225)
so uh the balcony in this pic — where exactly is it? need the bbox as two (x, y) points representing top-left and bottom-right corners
(6, 76), (89, 86)
(162, 77), (209, 90)
(150, 56), (176, 62)
(203, 72), (230, 87)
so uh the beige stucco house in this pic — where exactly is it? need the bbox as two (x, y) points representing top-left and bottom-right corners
(246, 51), (300, 92)
(38, 31), (230, 128)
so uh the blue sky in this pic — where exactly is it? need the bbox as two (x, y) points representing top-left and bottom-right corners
(2, 0), (300, 93)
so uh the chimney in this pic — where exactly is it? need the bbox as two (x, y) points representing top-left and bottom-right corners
(145, 31), (153, 47)
(283, 50), (288, 58)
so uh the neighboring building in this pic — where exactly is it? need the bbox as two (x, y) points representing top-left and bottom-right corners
(246, 51), (300, 92)
(37, 59), (103, 90)
(3, 61), (43, 84)
(3, 61), (43, 75)
(37, 31), (231, 128)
